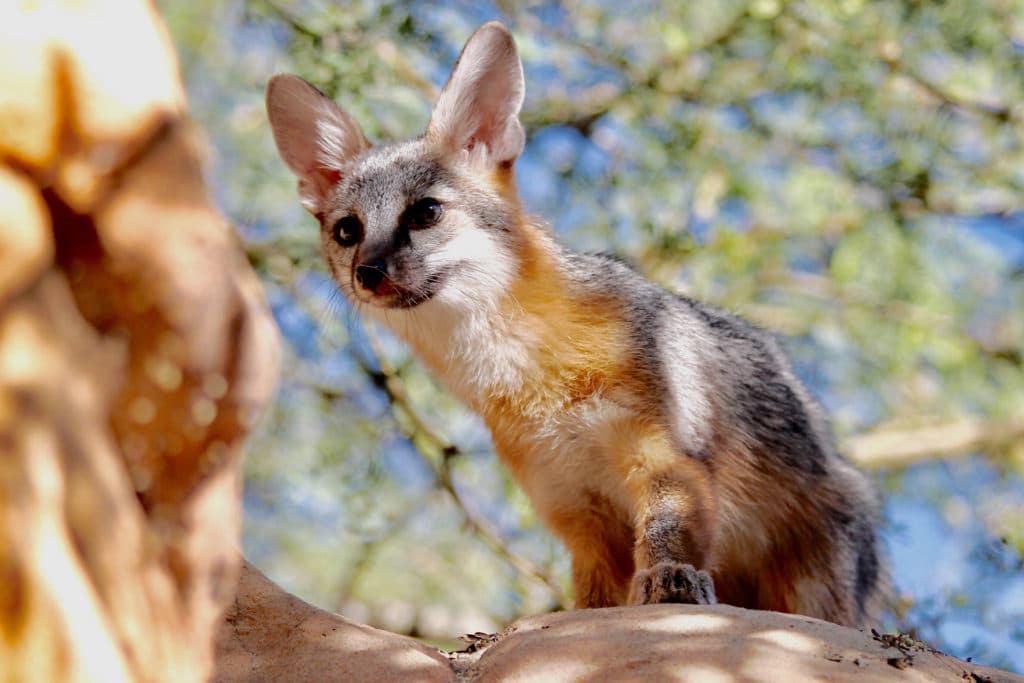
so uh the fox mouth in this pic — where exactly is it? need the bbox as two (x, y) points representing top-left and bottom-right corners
(352, 268), (449, 309)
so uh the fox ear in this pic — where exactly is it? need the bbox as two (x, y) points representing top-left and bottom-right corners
(266, 74), (371, 216)
(427, 22), (525, 167)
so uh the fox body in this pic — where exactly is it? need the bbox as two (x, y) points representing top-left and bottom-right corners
(266, 22), (884, 626)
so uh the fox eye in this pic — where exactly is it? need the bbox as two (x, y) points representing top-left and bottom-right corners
(404, 197), (443, 230)
(332, 215), (362, 247)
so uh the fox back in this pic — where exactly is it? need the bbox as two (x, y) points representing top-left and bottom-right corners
(266, 22), (885, 626)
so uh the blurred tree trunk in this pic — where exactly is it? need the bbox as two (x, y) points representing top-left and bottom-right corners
(0, 1), (277, 681)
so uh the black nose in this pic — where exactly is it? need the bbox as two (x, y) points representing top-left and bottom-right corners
(355, 259), (388, 292)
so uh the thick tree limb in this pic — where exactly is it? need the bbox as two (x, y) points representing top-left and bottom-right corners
(213, 560), (1022, 683)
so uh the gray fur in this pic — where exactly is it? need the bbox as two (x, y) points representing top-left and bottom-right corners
(561, 248), (885, 621)
(311, 140), (518, 307)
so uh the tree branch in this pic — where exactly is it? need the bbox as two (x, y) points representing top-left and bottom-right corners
(843, 414), (1024, 469)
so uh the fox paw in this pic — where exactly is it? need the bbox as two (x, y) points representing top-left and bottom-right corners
(631, 562), (716, 606)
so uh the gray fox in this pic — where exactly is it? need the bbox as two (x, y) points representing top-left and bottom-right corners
(265, 21), (885, 626)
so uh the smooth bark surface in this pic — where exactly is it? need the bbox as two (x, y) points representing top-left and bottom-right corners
(215, 562), (1021, 683)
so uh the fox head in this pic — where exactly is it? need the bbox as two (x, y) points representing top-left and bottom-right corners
(266, 22), (527, 314)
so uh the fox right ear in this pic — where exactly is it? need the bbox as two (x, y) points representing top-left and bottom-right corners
(427, 22), (525, 168)
(265, 74), (371, 216)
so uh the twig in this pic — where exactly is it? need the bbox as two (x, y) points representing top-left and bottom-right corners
(258, 0), (323, 45)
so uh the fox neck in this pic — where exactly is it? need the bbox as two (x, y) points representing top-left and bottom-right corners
(372, 216), (628, 422)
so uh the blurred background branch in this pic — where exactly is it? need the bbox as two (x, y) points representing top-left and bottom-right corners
(846, 414), (1024, 469)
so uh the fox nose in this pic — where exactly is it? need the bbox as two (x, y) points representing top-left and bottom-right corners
(355, 259), (388, 293)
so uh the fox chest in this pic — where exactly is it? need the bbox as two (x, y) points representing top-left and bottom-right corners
(484, 394), (654, 531)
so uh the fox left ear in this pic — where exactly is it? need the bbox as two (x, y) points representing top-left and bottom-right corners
(426, 22), (525, 167)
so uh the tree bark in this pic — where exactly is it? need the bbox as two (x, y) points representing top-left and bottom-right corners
(214, 561), (1021, 683)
